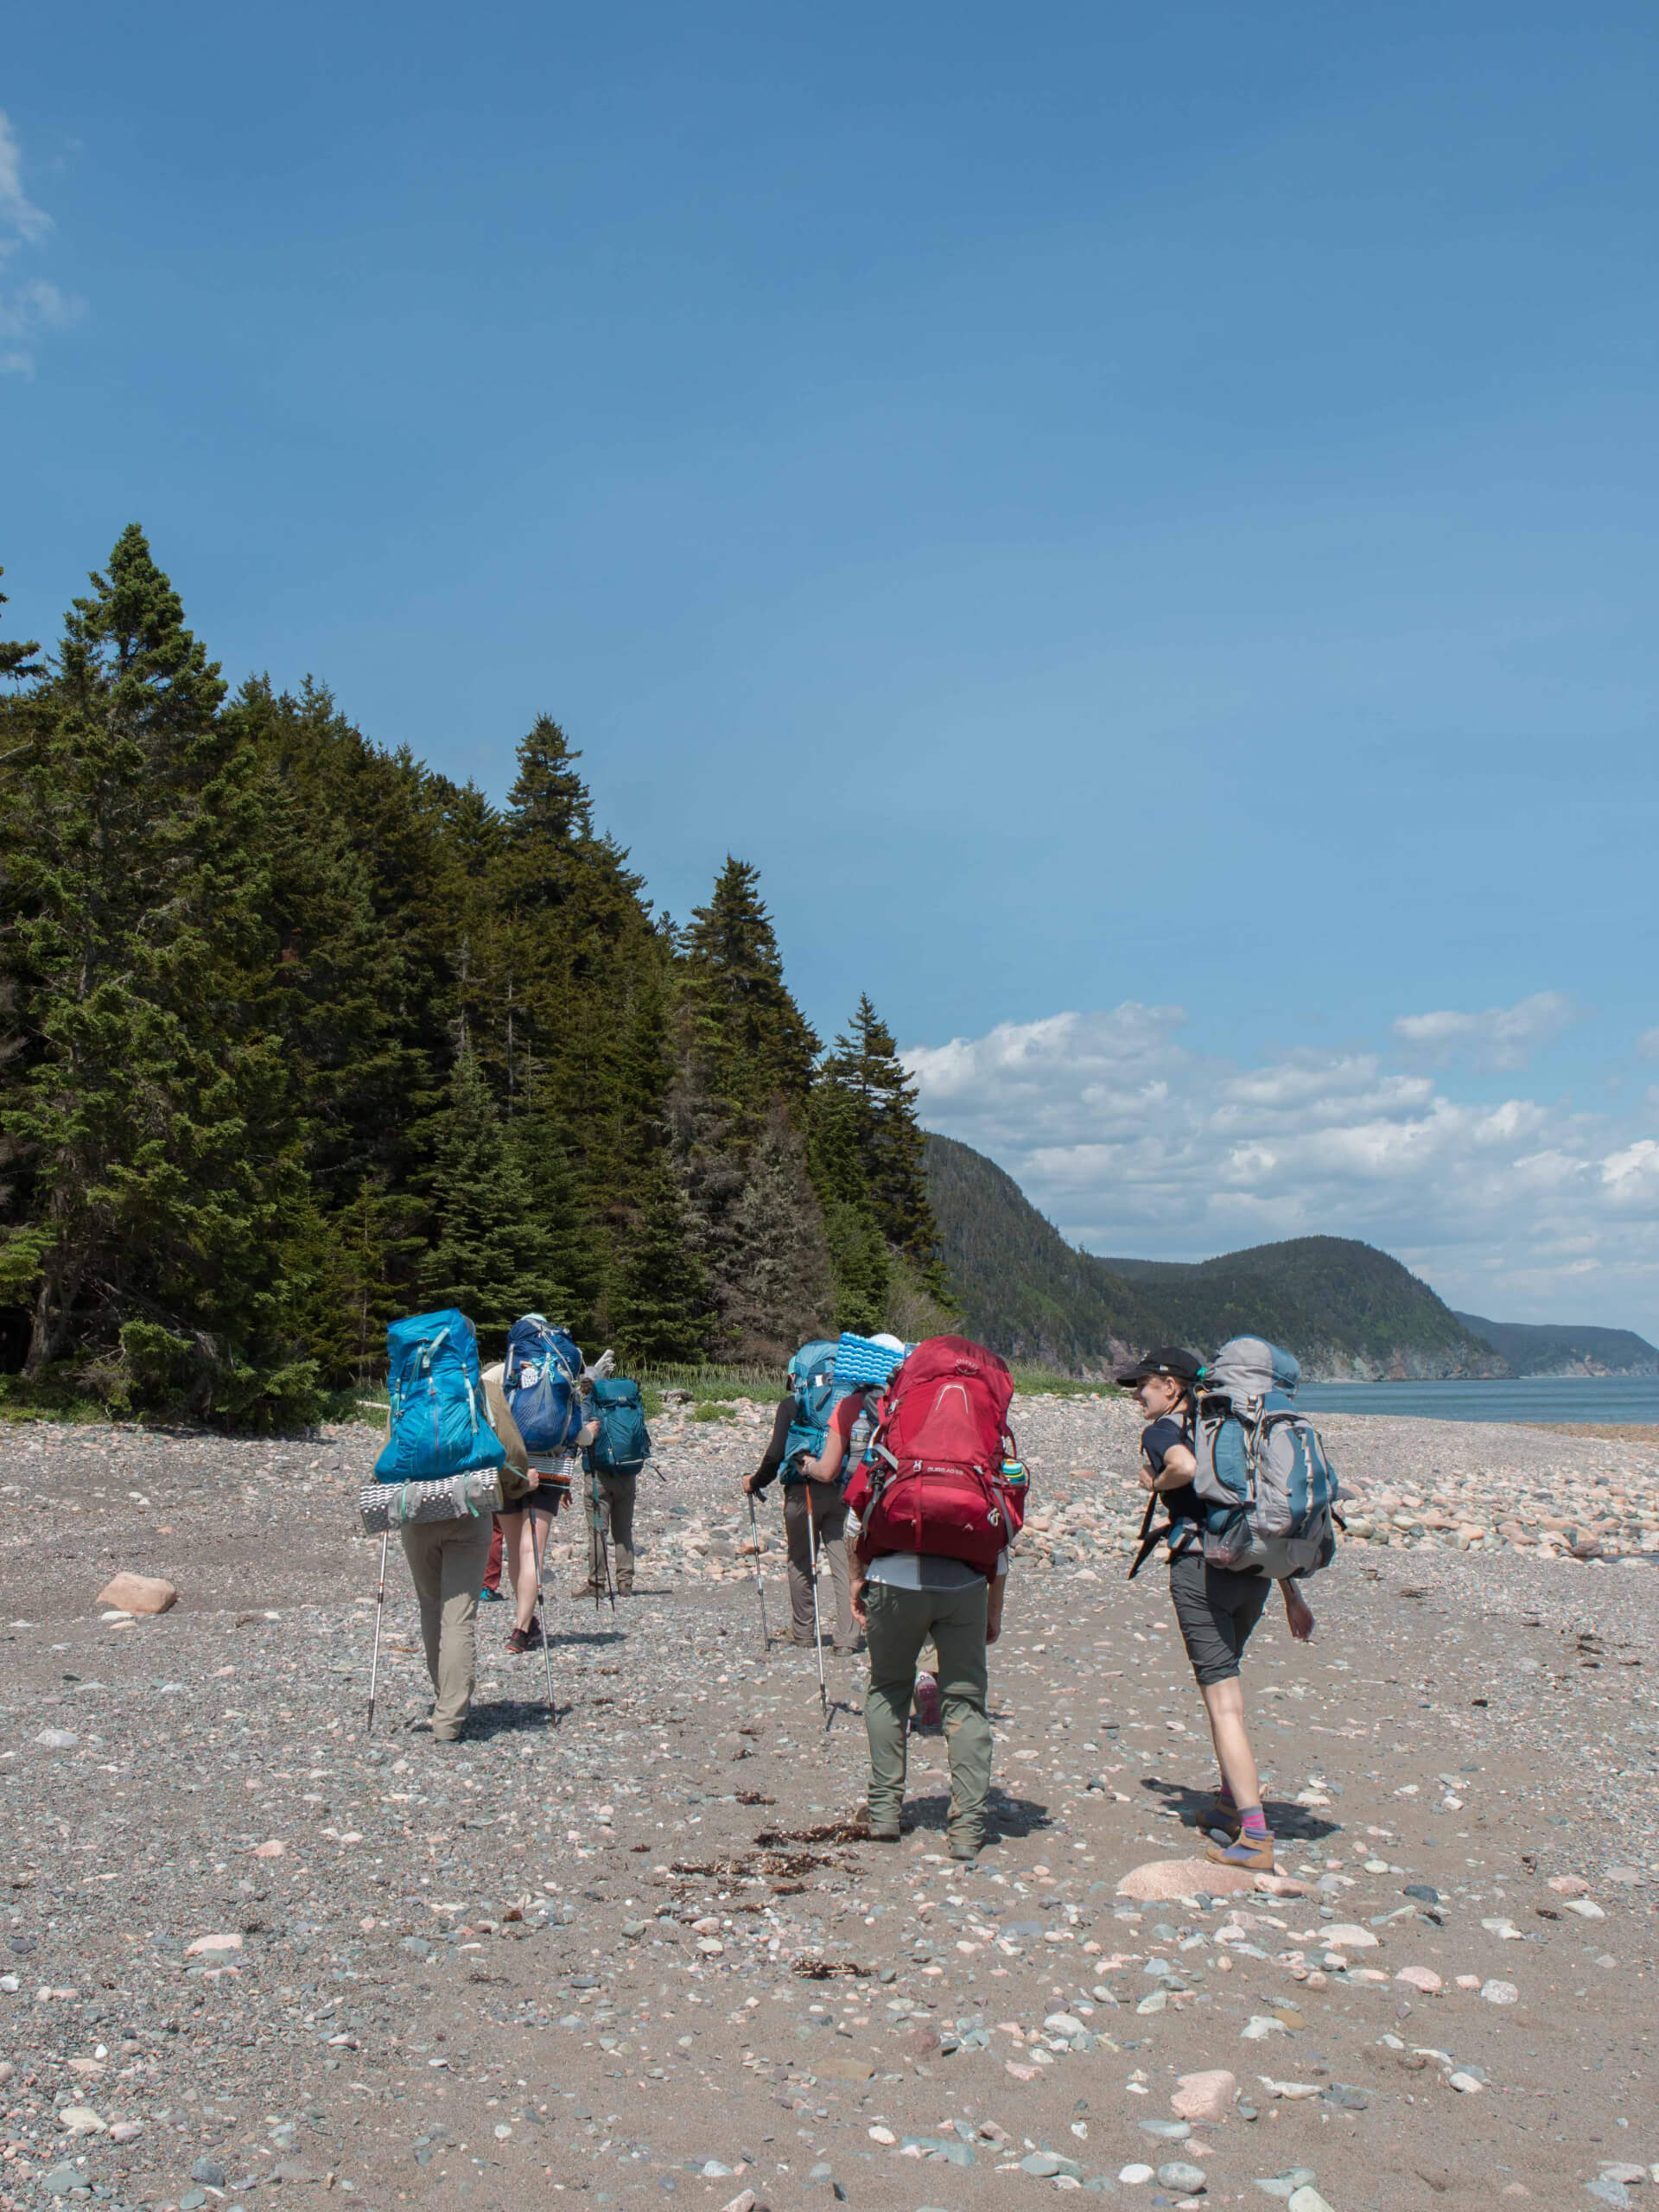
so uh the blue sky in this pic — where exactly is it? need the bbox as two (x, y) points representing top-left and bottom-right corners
(6, 3), (1658, 1332)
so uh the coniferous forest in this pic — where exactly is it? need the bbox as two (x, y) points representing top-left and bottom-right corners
(0, 529), (951, 1426)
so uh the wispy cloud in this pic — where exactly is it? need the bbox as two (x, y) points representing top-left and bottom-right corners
(0, 111), (79, 376)
(906, 1001), (1659, 1334)
(1390, 990), (1578, 1072)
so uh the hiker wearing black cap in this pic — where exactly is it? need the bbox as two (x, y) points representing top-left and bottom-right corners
(1119, 1345), (1314, 1874)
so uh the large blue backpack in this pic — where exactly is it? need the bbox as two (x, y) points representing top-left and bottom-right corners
(781, 1338), (841, 1482)
(1187, 1337), (1340, 1579)
(583, 1377), (652, 1478)
(374, 1310), (505, 1483)
(502, 1315), (585, 1455)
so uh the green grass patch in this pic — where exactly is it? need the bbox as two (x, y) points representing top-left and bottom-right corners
(1008, 1365), (1122, 1399)
(0, 1372), (115, 1425)
(639, 1363), (786, 1403)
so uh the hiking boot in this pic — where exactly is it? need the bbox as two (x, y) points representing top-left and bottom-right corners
(1205, 1831), (1274, 1872)
(478, 1585), (505, 1604)
(948, 1833), (982, 1864)
(865, 1815), (900, 1842)
(506, 1618), (545, 1654)
(571, 1581), (601, 1598)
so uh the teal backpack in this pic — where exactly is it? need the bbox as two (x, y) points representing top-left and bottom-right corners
(373, 1309), (505, 1484)
(583, 1376), (652, 1478)
(782, 1337), (870, 1484)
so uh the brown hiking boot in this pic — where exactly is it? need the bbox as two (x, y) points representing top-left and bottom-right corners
(1205, 1831), (1274, 1872)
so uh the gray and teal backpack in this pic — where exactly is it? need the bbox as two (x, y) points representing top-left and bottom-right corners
(1187, 1337), (1340, 1579)
(583, 1376), (652, 1478)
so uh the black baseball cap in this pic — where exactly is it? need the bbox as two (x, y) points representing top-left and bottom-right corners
(1114, 1345), (1204, 1387)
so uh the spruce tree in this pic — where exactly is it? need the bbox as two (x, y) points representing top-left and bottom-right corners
(682, 858), (819, 1112)
(817, 995), (949, 1298)
(721, 1107), (836, 1357)
(422, 1047), (567, 1345)
(0, 526), (315, 1416)
(611, 1160), (713, 1364)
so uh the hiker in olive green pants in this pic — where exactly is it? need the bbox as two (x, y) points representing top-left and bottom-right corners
(856, 1571), (1007, 1852)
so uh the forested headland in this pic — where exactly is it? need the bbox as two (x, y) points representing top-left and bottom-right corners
(0, 529), (950, 1426)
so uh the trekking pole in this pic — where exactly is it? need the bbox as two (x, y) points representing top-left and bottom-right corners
(747, 1492), (771, 1653)
(529, 1509), (556, 1720)
(804, 1494), (828, 1714)
(365, 1526), (391, 1737)
(593, 1465), (616, 1614)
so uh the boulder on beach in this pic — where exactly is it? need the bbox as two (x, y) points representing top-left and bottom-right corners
(1116, 1859), (1256, 1901)
(96, 1572), (177, 1616)
(1171, 2069), (1236, 2121)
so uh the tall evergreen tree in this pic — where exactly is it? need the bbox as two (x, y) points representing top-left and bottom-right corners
(0, 527), (314, 1415)
(816, 995), (948, 1296)
(681, 858), (819, 1113)
(421, 1047), (567, 1345)
(611, 1160), (713, 1363)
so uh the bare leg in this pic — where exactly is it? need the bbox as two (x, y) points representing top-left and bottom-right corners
(1198, 1675), (1262, 1814)
(514, 1513), (546, 1633)
(497, 1511), (531, 1630)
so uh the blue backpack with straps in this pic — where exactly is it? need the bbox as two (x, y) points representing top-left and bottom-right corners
(583, 1376), (652, 1478)
(374, 1310), (505, 1483)
(781, 1337), (885, 1484)
(502, 1315), (585, 1455)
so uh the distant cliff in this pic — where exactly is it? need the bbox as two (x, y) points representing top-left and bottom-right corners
(1452, 1313), (1659, 1378)
(926, 1133), (1510, 1380)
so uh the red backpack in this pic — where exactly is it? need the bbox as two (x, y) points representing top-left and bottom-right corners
(844, 1335), (1026, 1574)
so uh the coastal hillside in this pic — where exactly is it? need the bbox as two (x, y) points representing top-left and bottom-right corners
(925, 1133), (1508, 1380)
(1100, 1236), (1509, 1381)
(924, 1135), (1147, 1371)
(1452, 1313), (1659, 1378)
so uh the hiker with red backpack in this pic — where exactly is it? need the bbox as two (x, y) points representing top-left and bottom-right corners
(817, 1335), (1027, 1864)
(1122, 1341), (1331, 1875)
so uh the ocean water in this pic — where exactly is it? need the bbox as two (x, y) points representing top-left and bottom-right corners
(1296, 1375), (1659, 1427)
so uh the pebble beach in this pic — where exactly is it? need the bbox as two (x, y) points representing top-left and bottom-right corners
(3, 1394), (1657, 2212)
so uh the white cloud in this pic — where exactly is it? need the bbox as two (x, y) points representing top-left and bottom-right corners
(1637, 1027), (1659, 1063)
(1390, 989), (1577, 1071)
(906, 1002), (1659, 1335)
(0, 113), (79, 376)
(0, 113), (50, 251)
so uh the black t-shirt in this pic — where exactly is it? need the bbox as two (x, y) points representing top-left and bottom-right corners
(1141, 1413), (1200, 1540)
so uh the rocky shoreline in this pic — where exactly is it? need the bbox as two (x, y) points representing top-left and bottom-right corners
(3, 1395), (1656, 2212)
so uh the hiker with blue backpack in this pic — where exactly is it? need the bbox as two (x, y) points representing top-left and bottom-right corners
(368, 1309), (516, 1744)
(580, 1367), (655, 1602)
(742, 1333), (903, 1656)
(499, 1309), (623, 1610)
(1122, 1340), (1332, 1874)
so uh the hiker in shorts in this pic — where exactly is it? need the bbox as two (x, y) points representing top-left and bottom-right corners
(480, 1360), (578, 1651)
(743, 1380), (864, 1652)
(1121, 1345), (1314, 1873)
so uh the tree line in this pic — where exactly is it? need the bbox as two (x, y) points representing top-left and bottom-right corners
(0, 529), (950, 1427)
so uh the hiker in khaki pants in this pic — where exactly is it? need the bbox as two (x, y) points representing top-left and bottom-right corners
(401, 1516), (494, 1741)
(402, 1371), (535, 1742)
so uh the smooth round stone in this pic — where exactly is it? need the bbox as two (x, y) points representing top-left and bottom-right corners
(1118, 2164), (1155, 2185)
(1158, 2163), (1206, 2191)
